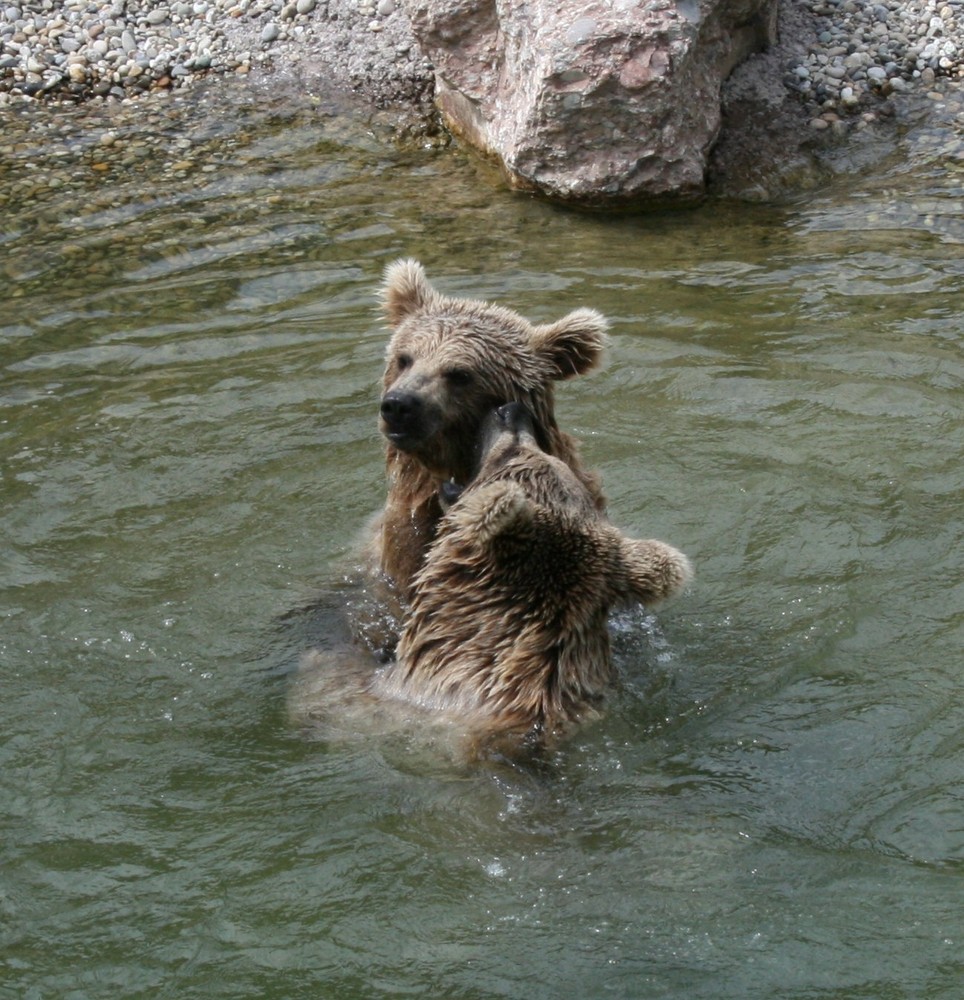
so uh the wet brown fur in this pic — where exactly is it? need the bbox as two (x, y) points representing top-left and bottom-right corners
(372, 406), (692, 746)
(374, 259), (609, 602)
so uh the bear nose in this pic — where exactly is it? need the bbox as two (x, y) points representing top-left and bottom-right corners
(497, 401), (530, 429)
(380, 390), (422, 430)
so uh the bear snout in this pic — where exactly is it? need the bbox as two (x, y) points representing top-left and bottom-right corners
(380, 389), (421, 439)
(380, 389), (438, 449)
(495, 401), (533, 434)
(478, 401), (539, 462)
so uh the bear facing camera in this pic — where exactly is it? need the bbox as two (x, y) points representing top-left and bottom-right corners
(372, 258), (609, 605)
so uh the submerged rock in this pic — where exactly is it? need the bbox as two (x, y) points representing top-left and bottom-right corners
(402, 0), (778, 207)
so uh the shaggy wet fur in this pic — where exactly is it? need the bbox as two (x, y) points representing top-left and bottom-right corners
(372, 404), (692, 746)
(374, 259), (609, 603)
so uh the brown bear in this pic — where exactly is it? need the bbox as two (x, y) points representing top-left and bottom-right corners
(372, 259), (609, 608)
(370, 402), (692, 749)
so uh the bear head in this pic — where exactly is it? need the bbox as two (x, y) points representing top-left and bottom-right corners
(378, 258), (608, 485)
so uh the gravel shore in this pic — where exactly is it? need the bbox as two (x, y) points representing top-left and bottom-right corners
(0, 0), (434, 108)
(1, 0), (961, 112)
(1, 0), (961, 199)
(790, 0), (961, 106)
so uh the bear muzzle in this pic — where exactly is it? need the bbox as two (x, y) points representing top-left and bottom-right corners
(380, 389), (439, 450)
(477, 402), (538, 460)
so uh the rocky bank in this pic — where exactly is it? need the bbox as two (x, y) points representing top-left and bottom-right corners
(1, 0), (961, 203)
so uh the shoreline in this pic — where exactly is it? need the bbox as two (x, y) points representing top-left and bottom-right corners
(2, 0), (961, 200)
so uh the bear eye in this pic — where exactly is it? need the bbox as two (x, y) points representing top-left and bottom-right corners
(445, 368), (473, 387)
(396, 353), (413, 371)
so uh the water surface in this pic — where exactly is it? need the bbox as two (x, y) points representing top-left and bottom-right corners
(1, 79), (962, 998)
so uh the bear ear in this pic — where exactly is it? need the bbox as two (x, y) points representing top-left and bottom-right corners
(381, 258), (440, 326)
(531, 308), (609, 380)
(617, 537), (692, 608)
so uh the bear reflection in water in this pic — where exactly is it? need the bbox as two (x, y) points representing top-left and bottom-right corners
(292, 402), (691, 759)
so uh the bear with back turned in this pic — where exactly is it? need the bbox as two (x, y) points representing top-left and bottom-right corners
(372, 402), (692, 748)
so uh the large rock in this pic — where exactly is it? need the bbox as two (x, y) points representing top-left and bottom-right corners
(403, 0), (778, 207)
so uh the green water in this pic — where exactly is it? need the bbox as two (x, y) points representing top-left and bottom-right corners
(1, 80), (962, 998)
